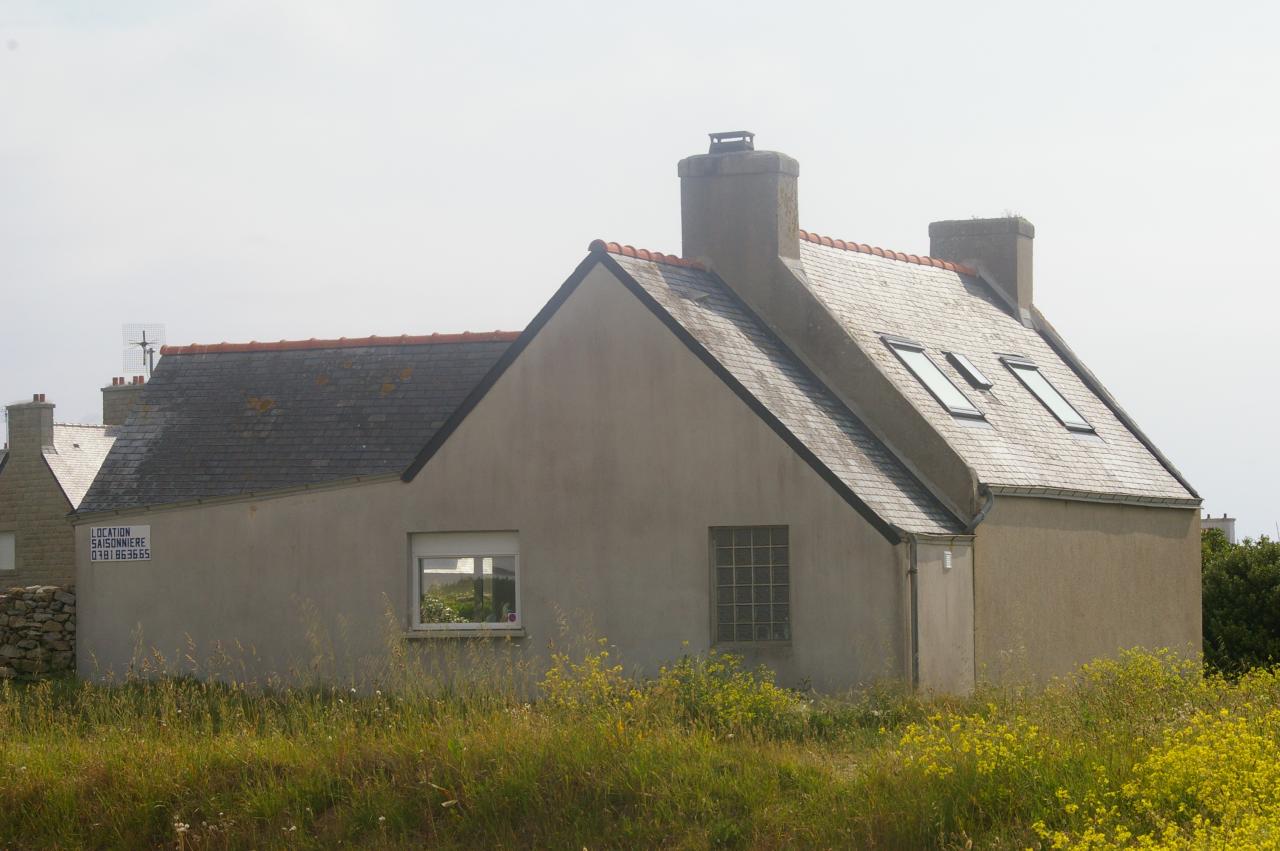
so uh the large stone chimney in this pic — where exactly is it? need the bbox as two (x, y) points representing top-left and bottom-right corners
(929, 217), (1035, 326)
(679, 131), (802, 313)
(101, 375), (145, 427)
(6, 394), (55, 456)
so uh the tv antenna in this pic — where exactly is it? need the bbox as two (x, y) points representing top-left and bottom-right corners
(122, 323), (166, 377)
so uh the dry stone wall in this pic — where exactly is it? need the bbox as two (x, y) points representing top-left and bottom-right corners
(0, 585), (75, 680)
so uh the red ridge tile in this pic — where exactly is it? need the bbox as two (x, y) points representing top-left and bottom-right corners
(161, 331), (521, 356)
(797, 229), (976, 276)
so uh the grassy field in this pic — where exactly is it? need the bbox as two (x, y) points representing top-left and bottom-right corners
(2, 643), (1279, 850)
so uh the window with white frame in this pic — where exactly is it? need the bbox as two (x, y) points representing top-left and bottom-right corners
(0, 532), (14, 572)
(410, 532), (520, 630)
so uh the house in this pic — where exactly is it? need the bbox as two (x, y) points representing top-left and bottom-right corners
(1201, 514), (1237, 544)
(1, 377), (144, 584)
(73, 134), (1201, 692)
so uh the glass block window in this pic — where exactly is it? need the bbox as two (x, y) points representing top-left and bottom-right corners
(712, 526), (790, 642)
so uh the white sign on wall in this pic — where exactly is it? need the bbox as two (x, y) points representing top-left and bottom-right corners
(89, 525), (151, 562)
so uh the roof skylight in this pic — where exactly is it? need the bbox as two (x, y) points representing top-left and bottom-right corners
(882, 336), (983, 419)
(1001, 356), (1094, 432)
(945, 352), (993, 390)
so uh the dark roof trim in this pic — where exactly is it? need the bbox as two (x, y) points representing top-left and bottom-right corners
(403, 248), (932, 543)
(1030, 306), (1200, 501)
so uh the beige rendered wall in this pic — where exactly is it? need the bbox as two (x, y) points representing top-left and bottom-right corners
(974, 496), (1200, 683)
(915, 541), (975, 695)
(76, 264), (905, 692)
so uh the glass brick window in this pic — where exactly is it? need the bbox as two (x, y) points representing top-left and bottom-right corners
(712, 526), (790, 642)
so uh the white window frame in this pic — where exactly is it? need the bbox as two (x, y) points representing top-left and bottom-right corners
(0, 531), (14, 572)
(409, 531), (521, 632)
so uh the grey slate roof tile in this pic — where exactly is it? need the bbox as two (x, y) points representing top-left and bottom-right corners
(613, 254), (962, 536)
(798, 242), (1194, 502)
(79, 339), (511, 513)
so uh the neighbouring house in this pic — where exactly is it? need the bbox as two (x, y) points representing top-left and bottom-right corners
(73, 134), (1202, 692)
(1, 377), (144, 585)
(1201, 514), (1237, 544)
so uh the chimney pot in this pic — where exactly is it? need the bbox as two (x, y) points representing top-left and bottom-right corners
(707, 130), (755, 154)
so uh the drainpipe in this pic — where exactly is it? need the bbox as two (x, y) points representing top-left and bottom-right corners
(965, 485), (995, 533)
(907, 535), (920, 689)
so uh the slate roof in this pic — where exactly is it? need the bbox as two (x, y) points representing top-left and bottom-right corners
(797, 239), (1196, 504)
(44, 424), (117, 508)
(78, 334), (516, 514)
(609, 252), (963, 536)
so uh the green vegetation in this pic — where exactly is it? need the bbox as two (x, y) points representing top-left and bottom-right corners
(3, 645), (1280, 849)
(1202, 528), (1280, 673)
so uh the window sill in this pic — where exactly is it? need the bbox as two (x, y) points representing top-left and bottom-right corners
(403, 628), (526, 641)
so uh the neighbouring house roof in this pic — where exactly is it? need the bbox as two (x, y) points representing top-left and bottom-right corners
(44, 424), (117, 509)
(78, 332), (518, 514)
(795, 231), (1196, 505)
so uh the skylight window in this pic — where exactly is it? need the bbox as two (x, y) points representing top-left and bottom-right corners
(882, 336), (983, 419)
(1001, 356), (1094, 432)
(945, 352), (993, 390)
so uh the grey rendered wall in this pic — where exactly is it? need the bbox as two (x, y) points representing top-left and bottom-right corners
(77, 264), (904, 692)
(974, 496), (1201, 683)
(915, 541), (975, 695)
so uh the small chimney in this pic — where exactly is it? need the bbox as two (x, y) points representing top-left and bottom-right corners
(5, 395), (55, 455)
(101, 375), (145, 427)
(679, 131), (801, 310)
(929, 217), (1035, 326)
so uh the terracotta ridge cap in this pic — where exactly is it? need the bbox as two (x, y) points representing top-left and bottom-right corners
(798, 229), (976, 276)
(161, 331), (522, 356)
(588, 240), (705, 270)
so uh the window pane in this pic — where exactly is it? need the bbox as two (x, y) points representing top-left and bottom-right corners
(0, 533), (14, 572)
(946, 352), (993, 389)
(893, 345), (982, 416)
(1008, 362), (1092, 431)
(419, 555), (517, 625)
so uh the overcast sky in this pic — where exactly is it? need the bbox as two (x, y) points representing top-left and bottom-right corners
(2, 1), (1276, 537)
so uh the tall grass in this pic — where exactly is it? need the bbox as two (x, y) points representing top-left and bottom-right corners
(2, 645), (1280, 849)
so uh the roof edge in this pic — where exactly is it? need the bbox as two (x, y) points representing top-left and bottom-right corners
(161, 331), (521, 356)
(72, 471), (403, 522)
(987, 484), (1201, 508)
(1030, 306), (1200, 501)
(401, 252), (603, 482)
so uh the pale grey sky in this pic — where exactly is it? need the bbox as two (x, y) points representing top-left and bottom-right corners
(2, 1), (1277, 537)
